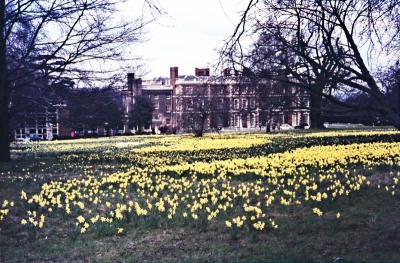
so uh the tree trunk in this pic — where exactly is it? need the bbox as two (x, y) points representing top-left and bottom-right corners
(0, 109), (10, 162)
(398, 79), (400, 130)
(309, 92), (325, 129)
(0, 0), (10, 161)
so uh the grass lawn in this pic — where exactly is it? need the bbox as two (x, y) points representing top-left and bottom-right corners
(1, 129), (400, 262)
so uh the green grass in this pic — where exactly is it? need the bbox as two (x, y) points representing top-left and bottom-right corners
(1, 186), (399, 262)
(1, 130), (400, 262)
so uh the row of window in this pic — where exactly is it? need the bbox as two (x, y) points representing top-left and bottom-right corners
(154, 98), (307, 111)
(154, 104), (172, 111)
(183, 98), (257, 110)
(151, 95), (171, 100)
(233, 98), (257, 109)
(233, 114), (256, 127)
(152, 97), (307, 113)
(181, 87), (258, 95)
(152, 114), (171, 124)
(15, 127), (58, 140)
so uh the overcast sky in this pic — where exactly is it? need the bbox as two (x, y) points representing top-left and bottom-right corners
(133, 0), (248, 79)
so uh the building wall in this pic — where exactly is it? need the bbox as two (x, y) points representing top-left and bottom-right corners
(142, 90), (173, 128)
(58, 107), (73, 138)
(124, 67), (311, 132)
(13, 105), (71, 141)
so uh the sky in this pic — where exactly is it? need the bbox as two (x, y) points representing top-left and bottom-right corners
(133, 0), (248, 79)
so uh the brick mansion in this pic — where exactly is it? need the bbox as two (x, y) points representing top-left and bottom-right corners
(122, 67), (310, 133)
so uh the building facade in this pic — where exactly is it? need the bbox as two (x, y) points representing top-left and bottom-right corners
(123, 67), (310, 133)
(13, 104), (72, 141)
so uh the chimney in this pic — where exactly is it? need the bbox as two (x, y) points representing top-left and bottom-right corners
(195, 68), (210, 77)
(127, 73), (142, 105)
(133, 78), (142, 96)
(127, 73), (135, 91)
(223, 68), (230, 77)
(170, 67), (178, 86)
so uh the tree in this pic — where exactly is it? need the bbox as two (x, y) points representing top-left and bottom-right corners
(0, 0), (163, 161)
(222, 0), (400, 129)
(129, 95), (155, 132)
(174, 82), (231, 136)
(68, 88), (124, 133)
(177, 84), (212, 136)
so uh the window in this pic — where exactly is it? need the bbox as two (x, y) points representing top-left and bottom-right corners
(234, 115), (240, 127)
(198, 99), (205, 108)
(292, 113), (297, 126)
(154, 103), (159, 110)
(153, 113), (159, 119)
(218, 99), (223, 109)
(166, 105), (171, 112)
(187, 117), (194, 126)
(16, 129), (25, 135)
(234, 99), (239, 109)
(250, 114), (255, 127)
(166, 118), (171, 125)
(302, 98), (309, 107)
(301, 113), (309, 124)
(15, 128), (26, 140)
(218, 116), (224, 127)
(176, 97), (182, 111)
(279, 113), (285, 124)
(187, 99), (193, 109)
(242, 99), (248, 109)
(250, 98), (256, 108)
(186, 87), (193, 95)
(154, 95), (159, 100)
(166, 95), (171, 100)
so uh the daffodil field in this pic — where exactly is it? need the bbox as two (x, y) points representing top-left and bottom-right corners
(1, 129), (400, 262)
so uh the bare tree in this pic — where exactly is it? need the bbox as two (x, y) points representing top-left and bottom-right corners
(175, 84), (211, 136)
(174, 82), (231, 136)
(67, 87), (124, 134)
(0, 0), (164, 161)
(222, 0), (400, 129)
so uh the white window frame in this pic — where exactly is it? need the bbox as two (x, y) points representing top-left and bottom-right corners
(234, 115), (240, 127)
(250, 113), (255, 127)
(234, 99), (239, 109)
(242, 99), (248, 109)
(250, 98), (256, 108)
